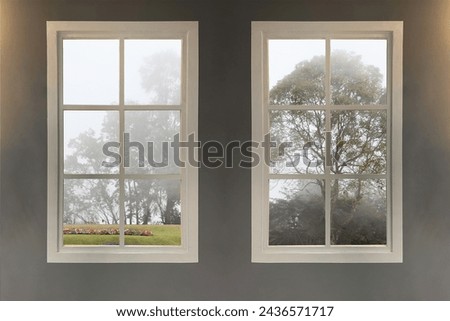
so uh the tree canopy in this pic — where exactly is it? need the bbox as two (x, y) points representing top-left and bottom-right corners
(269, 51), (387, 245)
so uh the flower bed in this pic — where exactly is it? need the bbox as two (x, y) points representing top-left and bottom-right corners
(63, 228), (153, 236)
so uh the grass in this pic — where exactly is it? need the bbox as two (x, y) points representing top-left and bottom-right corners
(63, 224), (181, 246)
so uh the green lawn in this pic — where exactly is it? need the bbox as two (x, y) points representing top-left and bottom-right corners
(63, 224), (181, 246)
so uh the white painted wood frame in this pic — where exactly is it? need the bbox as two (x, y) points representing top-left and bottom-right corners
(47, 21), (198, 263)
(251, 21), (403, 263)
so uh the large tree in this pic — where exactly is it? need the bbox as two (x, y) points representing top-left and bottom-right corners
(269, 50), (387, 245)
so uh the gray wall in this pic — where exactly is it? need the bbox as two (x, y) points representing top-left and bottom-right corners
(1, 0), (450, 300)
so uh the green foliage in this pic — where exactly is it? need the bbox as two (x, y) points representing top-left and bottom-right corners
(270, 56), (326, 105)
(269, 192), (325, 245)
(140, 51), (181, 105)
(269, 50), (385, 105)
(331, 110), (386, 175)
(330, 50), (386, 105)
(331, 198), (386, 245)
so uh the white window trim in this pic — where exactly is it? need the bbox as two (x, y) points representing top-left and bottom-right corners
(47, 21), (198, 263)
(251, 21), (403, 263)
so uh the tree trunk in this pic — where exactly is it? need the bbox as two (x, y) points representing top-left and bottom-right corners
(142, 207), (150, 225)
(133, 180), (139, 224)
(163, 185), (180, 224)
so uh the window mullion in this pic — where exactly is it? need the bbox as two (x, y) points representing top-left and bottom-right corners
(325, 37), (332, 247)
(119, 38), (125, 248)
(325, 37), (331, 107)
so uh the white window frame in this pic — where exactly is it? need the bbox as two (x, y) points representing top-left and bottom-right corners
(47, 21), (198, 263)
(251, 21), (403, 263)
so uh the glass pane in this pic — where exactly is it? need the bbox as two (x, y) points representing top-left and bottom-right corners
(331, 39), (387, 105)
(269, 179), (325, 245)
(124, 179), (181, 246)
(63, 40), (119, 105)
(269, 40), (326, 105)
(125, 40), (182, 105)
(63, 179), (119, 246)
(331, 179), (387, 245)
(124, 111), (180, 174)
(331, 110), (387, 174)
(64, 111), (119, 174)
(270, 110), (325, 174)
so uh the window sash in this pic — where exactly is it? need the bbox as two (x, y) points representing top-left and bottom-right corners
(48, 21), (198, 263)
(252, 21), (403, 263)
